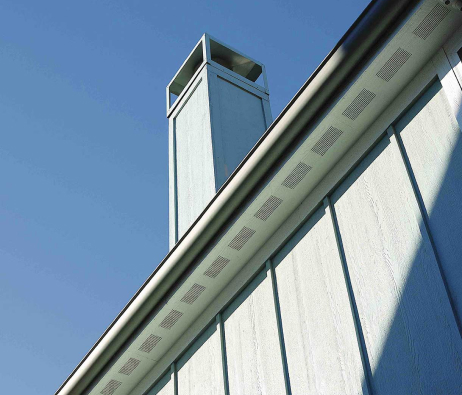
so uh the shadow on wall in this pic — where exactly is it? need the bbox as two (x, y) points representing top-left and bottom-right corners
(334, 76), (462, 394)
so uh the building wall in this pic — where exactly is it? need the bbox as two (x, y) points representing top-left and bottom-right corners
(177, 324), (224, 395)
(332, 129), (462, 394)
(222, 269), (286, 395)
(273, 206), (366, 395)
(395, 79), (462, 320)
(151, 44), (462, 395)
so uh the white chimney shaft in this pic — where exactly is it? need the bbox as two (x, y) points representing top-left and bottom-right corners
(167, 34), (272, 249)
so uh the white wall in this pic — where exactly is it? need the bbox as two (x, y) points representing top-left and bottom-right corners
(395, 79), (462, 320)
(273, 206), (367, 395)
(177, 324), (224, 395)
(223, 269), (286, 395)
(332, 134), (462, 394)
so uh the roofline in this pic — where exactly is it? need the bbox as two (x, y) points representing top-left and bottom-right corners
(56, 1), (421, 393)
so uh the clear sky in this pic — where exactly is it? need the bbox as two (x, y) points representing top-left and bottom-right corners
(0, 0), (370, 393)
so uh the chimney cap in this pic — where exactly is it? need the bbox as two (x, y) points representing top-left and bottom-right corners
(167, 33), (268, 111)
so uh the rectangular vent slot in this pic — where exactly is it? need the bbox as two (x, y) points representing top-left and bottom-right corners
(181, 283), (206, 304)
(228, 227), (256, 251)
(159, 310), (183, 329)
(119, 358), (140, 376)
(254, 196), (283, 221)
(376, 48), (412, 82)
(311, 127), (343, 156)
(413, 4), (450, 40)
(342, 89), (376, 120)
(281, 162), (312, 189)
(139, 334), (162, 353)
(101, 380), (122, 395)
(204, 256), (230, 278)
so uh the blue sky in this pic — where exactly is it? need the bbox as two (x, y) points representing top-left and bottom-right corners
(0, 0), (369, 393)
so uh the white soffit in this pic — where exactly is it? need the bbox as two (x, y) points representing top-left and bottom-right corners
(89, 2), (462, 395)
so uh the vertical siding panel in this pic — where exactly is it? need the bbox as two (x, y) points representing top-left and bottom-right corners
(223, 270), (286, 395)
(332, 136), (462, 394)
(175, 72), (215, 238)
(168, 116), (178, 249)
(212, 76), (267, 188)
(395, 79), (462, 321)
(274, 207), (367, 395)
(177, 325), (225, 395)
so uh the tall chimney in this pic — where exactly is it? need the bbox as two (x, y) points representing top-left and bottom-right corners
(167, 34), (272, 248)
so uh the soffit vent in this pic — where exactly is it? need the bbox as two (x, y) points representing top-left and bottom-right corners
(159, 310), (183, 329)
(281, 162), (312, 189)
(139, 334), (162, 353)
(376, 48), (412, 82)
(118, 358), (140, 376)
(204, 256), (230, 278)
(228, 227), (256, 251)
(342, 89), (376, 120)
(181, 283), (206, 304)
(413, 3), (450, 40)
(254, 196), (283, 221)
(100, 380), (122, 395)
(311, 127), (343, 156)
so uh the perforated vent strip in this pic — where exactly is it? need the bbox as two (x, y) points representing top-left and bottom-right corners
(204, 256), (230, 278)
(100, 380), (122, 395)
(311, 127), (343, 156)
(139, 334), (162, 353)
(376, 48), (412, 82)
(413, 4), (450, 40)
(159, 310), (183, 329)
(342, 89), (376, 120)
(228, 227), (256, 251)
(119, 358), (140, 376)
(181, 283), (206, 304)
(254, 196), (283, 221)
(281, 162), (312, 189)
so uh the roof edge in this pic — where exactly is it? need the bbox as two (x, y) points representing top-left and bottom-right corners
(56, 1), (421, 394)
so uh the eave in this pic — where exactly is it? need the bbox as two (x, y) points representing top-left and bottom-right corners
(55, 1), (462, 394)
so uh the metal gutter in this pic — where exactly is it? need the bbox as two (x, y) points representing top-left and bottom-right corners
(55, 1), (421, 394)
